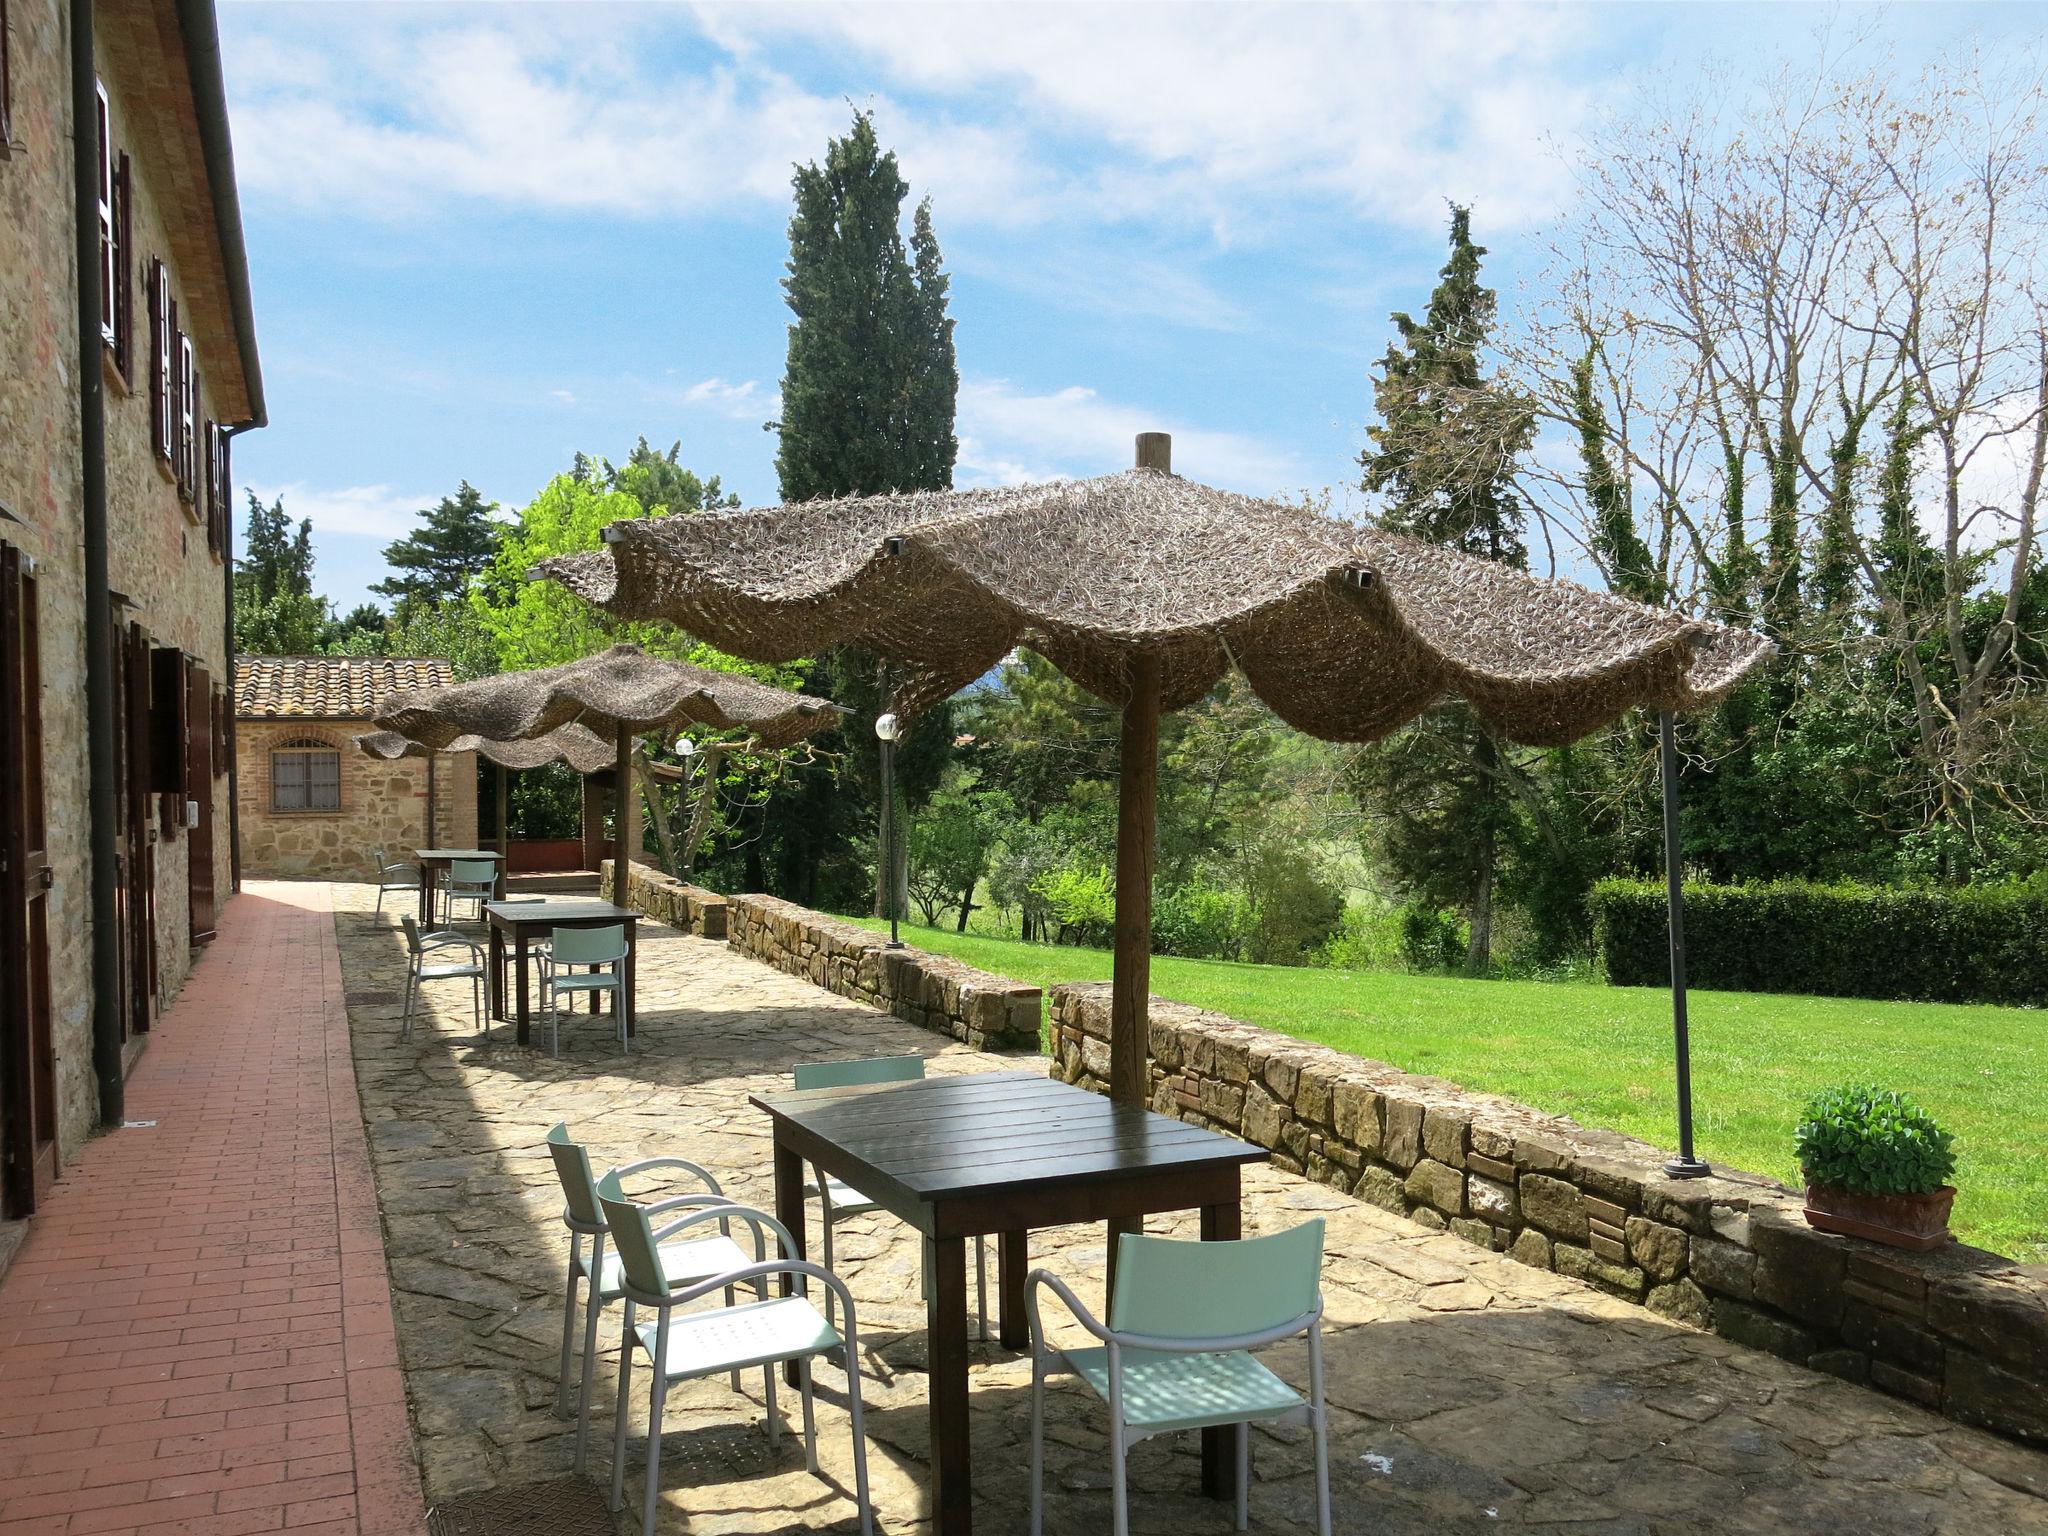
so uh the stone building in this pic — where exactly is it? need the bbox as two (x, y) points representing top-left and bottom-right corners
(0, 0), (262, 1225)
(234, 656), (479, 880)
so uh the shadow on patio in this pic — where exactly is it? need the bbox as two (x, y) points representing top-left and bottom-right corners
(327, 883), (2048, 1535)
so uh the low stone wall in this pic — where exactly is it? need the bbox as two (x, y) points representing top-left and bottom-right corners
(1050, 982), (2048, 1447)
(726, 895), (1041, 1052)
(600, 860), (728, 939)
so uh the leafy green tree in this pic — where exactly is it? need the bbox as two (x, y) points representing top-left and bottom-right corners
(601, 439), (741, 518)
(236, 491), (315, 605)
(371, 482), (506, 617)
(1358, 207), (1533, 971)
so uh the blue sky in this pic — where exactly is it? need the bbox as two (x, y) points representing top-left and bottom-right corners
(216, 1), (2039, 613)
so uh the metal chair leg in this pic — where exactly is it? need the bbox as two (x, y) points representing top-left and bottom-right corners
(798, 1356), (819, 1474)
(608, 1306), (635, 1512)
(1029, 1346), (1047, 1536)
(554, 1239), (581, 1415)
(1236, 1422), (1249, 1531)
(1310, 1324), (1332, 1536)
(640, 1376), (666, 1536)
(574, 1233), (607, 1474)
(975, 1236), (989, 1342)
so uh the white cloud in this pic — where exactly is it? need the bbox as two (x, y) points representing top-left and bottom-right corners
(957, 379), (1299, 495)
(677, 377), (781, 423)
(222, 3), (1595, 235)
(246, 482), (431, 543)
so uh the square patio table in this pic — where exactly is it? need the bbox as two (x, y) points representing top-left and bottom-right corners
(749, 1069), (1270, 1533)
(413, 847), (505, 927)
(483, 898), (638, 1047)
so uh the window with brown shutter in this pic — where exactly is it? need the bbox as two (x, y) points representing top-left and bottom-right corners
(111, 155), (132, 379)
(95, 84), (115, 347)
(203, 422), (223, 558)
(176, 335), (198, 510)
(1, 0), (15, 158)
(149, 260), (173, 465)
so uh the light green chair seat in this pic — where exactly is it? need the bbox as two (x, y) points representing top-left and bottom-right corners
(633, 1295), (842, 1378)
(550, 971), (622, 993)
(586, 1235), (750, 1300)
(1064, 1346), (1305, 1433)
(418, 959), (484, 982)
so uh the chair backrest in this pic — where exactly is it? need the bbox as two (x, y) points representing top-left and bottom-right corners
(596, 1170), (669, 1299)
(449, 858), (496, 885)
(551, 924), (628, 965)
(400, 915), (423, 956)
(794, 1054), (926, 1092)
(1108, 1218), (1324, 1341)
(545, 1122), (603, 1227)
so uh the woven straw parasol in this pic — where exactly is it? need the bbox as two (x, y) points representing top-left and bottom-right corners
(373, 644), (843, 867)
(354, 722), (616, 775)
(540, 435), (1769, 1163)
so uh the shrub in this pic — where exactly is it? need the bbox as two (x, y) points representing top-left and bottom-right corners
(1398, 902), (1466, 973)
(1153, 882), (1249, 960)
(1030, 861), (1116, 946)
(1589, 877), (2048, 1007)
(1315, 899), (1405, 972)
(1795, 1085), (1957, 1196)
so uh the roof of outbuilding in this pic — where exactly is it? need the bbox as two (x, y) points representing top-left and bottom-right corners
(234, 656), (455, 719)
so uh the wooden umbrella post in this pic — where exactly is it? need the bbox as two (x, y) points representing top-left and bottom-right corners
(494, 763), (509, 855)
(614, 723), (641, 878)
(1110, 656), (1161, 1107)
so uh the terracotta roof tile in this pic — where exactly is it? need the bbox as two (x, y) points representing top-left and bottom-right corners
(234, 655), (454, 719)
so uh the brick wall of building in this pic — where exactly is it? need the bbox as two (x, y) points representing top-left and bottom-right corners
(235, 720), (478, 879)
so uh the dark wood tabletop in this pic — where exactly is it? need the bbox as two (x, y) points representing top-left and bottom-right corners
(482, 899), (638, 1046)
(411, 848), (505, 926)
(752, 1069), (1268, 1533)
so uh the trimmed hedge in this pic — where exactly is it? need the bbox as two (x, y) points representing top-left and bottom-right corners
(1591, 878), (2048, 1007)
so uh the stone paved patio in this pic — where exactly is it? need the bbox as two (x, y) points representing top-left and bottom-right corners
(328, 882), (2048, 1535)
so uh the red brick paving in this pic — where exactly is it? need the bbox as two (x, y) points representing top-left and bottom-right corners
(0, 883), (425, 1535)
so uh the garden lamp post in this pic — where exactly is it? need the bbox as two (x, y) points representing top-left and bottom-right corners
(1660, 709), (1709, 1179)
(875, 711), (903, 948)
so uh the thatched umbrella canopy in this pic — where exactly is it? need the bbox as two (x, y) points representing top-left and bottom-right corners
(373, 644), (842, 866)
(354, 721), (616, 775)
(540, 435), (1770, 1161)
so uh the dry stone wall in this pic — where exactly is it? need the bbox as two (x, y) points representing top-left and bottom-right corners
(1050, 982), (2048, 1447)
(724, 895), (1040, 1052)
(600, 860), (728, 938)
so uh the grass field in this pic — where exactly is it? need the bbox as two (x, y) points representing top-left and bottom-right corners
(843, 915), (2046, 1262)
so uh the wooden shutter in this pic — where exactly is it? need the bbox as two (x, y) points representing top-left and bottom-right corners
(149, 646), (186, 801)
(203, 423), (221, 556)
(184, 659), (215, 943)
(149, 261), (171, 462)
(1, 0), (15, 156)
(95, 84), (113, 348)
(112, 154), (132, 379)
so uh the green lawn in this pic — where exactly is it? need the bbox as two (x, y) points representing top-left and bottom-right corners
(843, 915), (2046, 1262)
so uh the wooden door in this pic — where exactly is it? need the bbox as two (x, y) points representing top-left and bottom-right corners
(184, 658), (215, 944)
(0, 543), (58, 1216)
(119, 622), (155, 1036)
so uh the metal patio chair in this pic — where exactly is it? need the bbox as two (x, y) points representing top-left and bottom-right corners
(1026, 1218), (1332, 1536)
(794, 1055), (988, 1340)
(372, 846), (419, 915)
(444, 856), (497, 922)
(398, 916), (485, 1040)
(544, 1124), (749, 1472)
(539, 924), (629, 1057)
(596, 1172), (875, 1536)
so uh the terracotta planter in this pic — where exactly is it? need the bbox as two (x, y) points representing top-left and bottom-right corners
(1803, 1183), (1955, 1251)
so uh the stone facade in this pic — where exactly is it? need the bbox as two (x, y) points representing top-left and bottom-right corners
(599, 859), (728, 937)
(724, 894), (1041, 1052)
(235, 717), (476, 880)
(1050, 983), (2048, 1447)
(0, 0), (255, 1171)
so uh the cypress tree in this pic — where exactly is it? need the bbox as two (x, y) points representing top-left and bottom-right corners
(1572, 346), (1661, 604)
(1358, 207), (1532, 972)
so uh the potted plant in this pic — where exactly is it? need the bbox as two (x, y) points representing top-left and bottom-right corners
(1795, 1085), (1957, 1250)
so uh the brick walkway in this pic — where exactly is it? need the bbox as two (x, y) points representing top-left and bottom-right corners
(0, 882), (425, 1536)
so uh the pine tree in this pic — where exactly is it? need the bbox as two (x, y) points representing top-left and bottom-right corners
(901, 199), (959, 491)
(236, 490), (315, 605)
(1358, 207), (1532, 972)
(371, 482), (504, 616)
(602, 438), (740, 517)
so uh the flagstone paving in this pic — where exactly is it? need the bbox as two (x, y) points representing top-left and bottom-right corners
(328, 881), (2048, 1535)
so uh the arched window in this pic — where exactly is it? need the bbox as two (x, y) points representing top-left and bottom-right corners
(271, 738), (341, 811)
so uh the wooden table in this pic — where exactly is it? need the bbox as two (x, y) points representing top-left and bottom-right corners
(749, 1070), (1269, 1534)
(483, 898), (638, 1048)
(413, 848), (505, 927)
